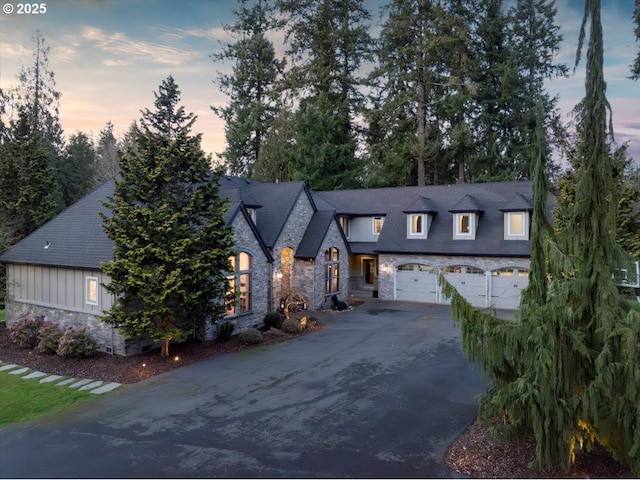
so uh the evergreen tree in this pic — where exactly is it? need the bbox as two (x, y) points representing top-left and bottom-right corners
(280, 0), (373, 189)
(212, 0), (284, 177)
(442, 1), (640, 474)
(94, 121), (120, 185)
(366, 0), (449, 186)
(61, 132), (96, 206)
(253, 106), (295, 182)
(101, 76), (235, 357)
(631, 0), (639, 80)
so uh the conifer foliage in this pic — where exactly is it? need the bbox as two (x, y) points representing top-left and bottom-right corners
(441, 0), (640, 474)
(101, 76), (234, 357)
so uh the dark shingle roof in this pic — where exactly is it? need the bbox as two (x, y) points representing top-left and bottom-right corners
(0, 181), (115, 269)
(295, 211), (335, 259)
(500, 193), (533, 212)
(314, 181), (549, 258)
(402, 197), (437, 214)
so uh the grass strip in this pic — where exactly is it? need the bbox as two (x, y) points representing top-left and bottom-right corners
(0, 369), (97, 425)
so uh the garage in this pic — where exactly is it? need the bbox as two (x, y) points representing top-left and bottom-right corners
(441, 265), (488, 308)
(490, 267), (529, 310)
(395, 264), (438, 303)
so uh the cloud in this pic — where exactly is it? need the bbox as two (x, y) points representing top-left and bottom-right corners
(78, 26), (197, 66)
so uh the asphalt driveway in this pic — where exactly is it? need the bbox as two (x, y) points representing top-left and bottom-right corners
(0, 300), (485, 478)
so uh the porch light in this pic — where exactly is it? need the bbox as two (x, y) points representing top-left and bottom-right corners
(276, 271), (283, 279)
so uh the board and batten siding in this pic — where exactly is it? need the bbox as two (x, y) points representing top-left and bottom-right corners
(7, 264), (112, 314)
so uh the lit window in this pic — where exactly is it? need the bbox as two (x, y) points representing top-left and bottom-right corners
(226, 252), (252, 315)
(508, 212), (525, 236)
(246, 208), (256, 223)
(457, 213), (471, 235)
(410, 214), (424, 235)
(373, 217), (383, 234)
(86, 277), (99, 305)
(325, 247), (340, 294)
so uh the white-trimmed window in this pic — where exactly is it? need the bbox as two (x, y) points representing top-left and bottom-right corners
(85, 276), (99, 306)
(504, 211), (529, 240)
(410, 214), (424, 235)
(226, 252), (252, 315)
(456, 213), (472, 235)
(325, 247), (340, 293)
(373, 216), (384, 235)
(508, 212), (524, 236)
(246, 208), (256, 223)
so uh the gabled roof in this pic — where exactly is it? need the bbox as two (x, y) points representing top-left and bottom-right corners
(448, 194), (483, 213)
(0, 181), (115, 269)
(500, 193), (533, 212)
(295, 211), (335, 259)
(224, 202), (273, 262)
(402, 197), (437, 214)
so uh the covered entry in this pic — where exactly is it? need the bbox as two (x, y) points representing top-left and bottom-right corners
(491, 267), (529, 310)
(395, 264), (438, 303)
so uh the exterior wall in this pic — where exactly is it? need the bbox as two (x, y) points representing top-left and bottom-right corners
(376, 253), (530, 301)
(347, 216), (385, 243)
(7, 264), (113, 314)
(312, 220), (350, 310)
(271, 192), (315, 308)
(203, 213), (271, 340)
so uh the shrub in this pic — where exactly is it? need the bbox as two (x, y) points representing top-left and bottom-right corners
(216, 321), (235, 342)
(263, 327), (286, 339)
(282, 317), (302, 334)
(263, 311), (283, 330)
(36, 322), (64, 354)
(9, 314), (45, 348)
(56, 327), (97, 358)
(238, 329), (263, 345)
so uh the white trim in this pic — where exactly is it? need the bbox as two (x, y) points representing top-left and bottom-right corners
(408, 214), (425, 236)
(507, 212), (525, 237)
(455, 213), (474, 237)
(85, 276), (99, 306)
(372, 216), (384, 235)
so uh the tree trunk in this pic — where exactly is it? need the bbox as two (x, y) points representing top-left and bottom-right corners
(162, 336), (170, 357)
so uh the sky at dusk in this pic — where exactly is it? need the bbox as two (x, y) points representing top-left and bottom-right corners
(1, 0), (638, 167)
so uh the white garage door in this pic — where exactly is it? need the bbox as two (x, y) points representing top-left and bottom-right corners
(491, 268), (529, 310)
(395, 264), (438, 303)
(441, 266), (488, 308)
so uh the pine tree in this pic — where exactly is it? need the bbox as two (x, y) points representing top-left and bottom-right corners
(442, 1), (640, 474)
(212, 0), (284, 177)
(631, 0), (639, 80)
(253, 107), (295, 182)
(101, 76), (235, 357)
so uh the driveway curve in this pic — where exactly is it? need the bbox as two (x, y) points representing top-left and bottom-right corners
(0, 300), (485, 478)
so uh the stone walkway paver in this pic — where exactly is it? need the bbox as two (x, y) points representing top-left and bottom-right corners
(0, 361), (123, 395)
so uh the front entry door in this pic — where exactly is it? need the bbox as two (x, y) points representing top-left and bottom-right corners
(363, 259), (376, 285)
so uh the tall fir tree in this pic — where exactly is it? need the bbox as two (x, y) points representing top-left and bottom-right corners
(94, 121), (120, 185)
(101, 76), (235, 357)
(280, 0), (373, 189)
(442, 0), (640, 473)
(61, 132), (96, 206)
(631, 0), (639, 80)
(212, 0), (284, 177)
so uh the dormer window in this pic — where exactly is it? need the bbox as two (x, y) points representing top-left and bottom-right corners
(504, 211), (529, 240)
(403, 197), (435, 239)
(339, 216), (350, 238)
(410, 214), (424, 235)
(449, 195), (483, 240)
(500, 194), (532, 241)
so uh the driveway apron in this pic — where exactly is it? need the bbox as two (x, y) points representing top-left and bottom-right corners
(0, 301), (485, 478)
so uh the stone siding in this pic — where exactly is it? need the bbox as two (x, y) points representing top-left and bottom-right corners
(201, 211), (272, 340)
(313, 220), (350, 310)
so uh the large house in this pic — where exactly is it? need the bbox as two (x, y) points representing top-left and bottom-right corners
(0, 177), (546, 355)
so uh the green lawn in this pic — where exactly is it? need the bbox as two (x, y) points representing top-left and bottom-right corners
(0, 369), (97, 425)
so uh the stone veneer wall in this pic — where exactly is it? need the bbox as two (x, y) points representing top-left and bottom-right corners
(3, 299), (150, 356)
(376, 254), (530, 300)
(313, 220), (350, 310)
(200, 211), (272, 341)
(271, 191), (316, 308)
